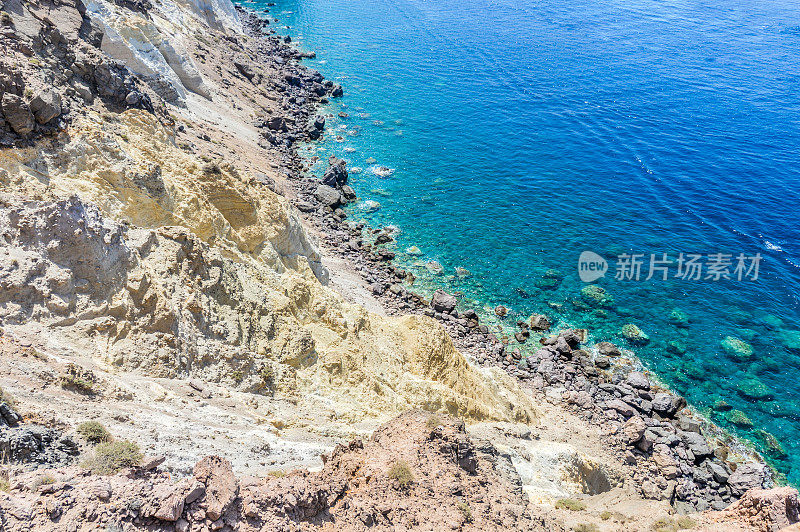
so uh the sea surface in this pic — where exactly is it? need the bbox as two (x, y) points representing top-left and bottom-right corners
(244, 0), (800, 482)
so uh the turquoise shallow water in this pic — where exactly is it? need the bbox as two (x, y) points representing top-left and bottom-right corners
(244, 0), (800, 482)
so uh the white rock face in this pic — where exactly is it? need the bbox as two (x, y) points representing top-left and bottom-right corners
(86, 0), (241, 102)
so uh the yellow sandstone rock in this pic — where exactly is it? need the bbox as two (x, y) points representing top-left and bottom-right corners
(0, 110), (537, 426)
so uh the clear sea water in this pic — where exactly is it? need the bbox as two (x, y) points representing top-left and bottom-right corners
(244, 0), (800, 483)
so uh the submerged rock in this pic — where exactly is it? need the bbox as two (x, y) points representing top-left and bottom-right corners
(726, 409), (753, 427)
(425, 261), (443, 275)
(737, 376), (773, 401)
(580, 284), (614, 308)
(360, 200), (381, 213)
(781, 329), (800, 354)
(454, 266), (471, 278)
(755, 429), (787, 459)
(666, 340), (687, 355)
(721, 336), (754, 361)
(621, 323), (650, 346)
(668, 308), (690, 328)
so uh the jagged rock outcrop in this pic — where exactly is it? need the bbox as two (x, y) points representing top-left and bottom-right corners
(704, 487), (800, 531)
(0, 0), (158, 145)
(0, 412), (540, 531)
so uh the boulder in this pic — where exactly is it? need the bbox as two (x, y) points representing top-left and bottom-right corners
(340, 185), (356, 201)
(727, 463), (767, 496)
(606, 398), (636, 418)
(595, 341), (621, 357)
(430, 290), (457, 314)
(626, 371), (650, 390)
(680, 431), (712, 460)
(314, 185), (342, 208)
(0, 401), (22, 427)
(653, 451), (678, 480)
(529, 313), (551, 331)
(707, 461), (730, 484)
(651, 392), (684, 418)
(29, 90), (62, 124)
(321, 156), (348, 187)
(1, 93), (35, 135)
(712, 487), (799, 529)
(193, 456), (238, 521)
(619, 415), (646, 444)
(233, 57), (255, 80)
(266, 116), (288, 132)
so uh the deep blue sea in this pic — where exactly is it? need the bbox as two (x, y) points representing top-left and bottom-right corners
(244, 0), (800, 482)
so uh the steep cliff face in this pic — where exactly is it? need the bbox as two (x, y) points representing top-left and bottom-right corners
(0, 110), (536, 425)
(86, 0), (224, 101)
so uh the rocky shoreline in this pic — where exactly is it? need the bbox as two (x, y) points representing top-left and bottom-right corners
(234, 6), (775, 514)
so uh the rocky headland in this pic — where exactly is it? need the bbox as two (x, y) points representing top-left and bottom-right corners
(0, 0), (796, 530)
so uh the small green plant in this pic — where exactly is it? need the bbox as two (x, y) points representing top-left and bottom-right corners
(77, 421), (111, 444)
(426, 414), (442, 429)
(84, 440), (142, 474)
(652, 516), (696, 532)
(600, 510), (612, 520)
(31, 474), (56, 489)
(556, 498), (586, 511)
(202, 162), (222, 175)
(0, 470), (10, 492)
(267, 470), (286, 478)
(457, 500), (473, 523)
(259, 365), (274, 389)
(59, 364), (97, 394)
(388, 460), (414, 489)
(573, 524), (599, 532)
(231, 370), (244, 383)
(60, 374), (94, 393)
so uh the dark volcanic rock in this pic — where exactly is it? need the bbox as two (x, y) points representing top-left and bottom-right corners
(314, 184), (341, 208)
(1, 93), (35, 136)
(430, 290), (458, 314)
(29, 90), (62, 124)
(0, 425), (80, 467)
(322, 156), (348, 187)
